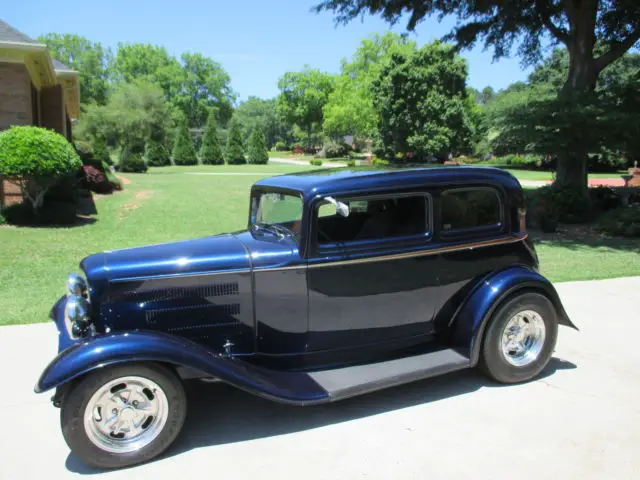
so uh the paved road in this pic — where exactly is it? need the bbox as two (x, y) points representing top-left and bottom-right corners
(1, 277), (639, 479)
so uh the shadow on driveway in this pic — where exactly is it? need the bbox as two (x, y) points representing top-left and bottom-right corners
(66, 357), (576, 474)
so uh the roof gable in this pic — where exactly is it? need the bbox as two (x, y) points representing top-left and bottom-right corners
(0, 18), (39, 44)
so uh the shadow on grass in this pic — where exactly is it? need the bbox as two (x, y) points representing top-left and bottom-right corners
(66, 357), (576, 474)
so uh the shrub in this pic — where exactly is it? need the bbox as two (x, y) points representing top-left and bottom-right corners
(525, 184), (593, 227)
(225, 119), (246, 165)
(81, 165), (113, 194)
(172, 118), (198, 165)
(292, 144), (305, 154)
(0, 126), (82, 212)
(310, 158), (323, 166)
(92, 141), (112, 165)
(0, 212), (6, 225)
(200, 112), (224, 165)
(372, 157), (390, 166)
(346, 159), (356, 167)
(275, 141), (288, 151)
(247, 129), (269, 165)
(120, 152), (148, 173)
(594, 205), (640, 237)
(323, 139), (351, 159)
(145, 140), (170, 166)
(2, 201), (78, 226)
(589, 186), (623, 212)
(74, 141), (93, 162)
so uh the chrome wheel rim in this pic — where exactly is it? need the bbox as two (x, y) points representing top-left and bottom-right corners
(501, 310), (546, 367)
(84, 376), (169, 454)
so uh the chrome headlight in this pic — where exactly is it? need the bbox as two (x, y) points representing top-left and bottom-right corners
(66, 294), (91, 338)
(67, 273), (87, 297)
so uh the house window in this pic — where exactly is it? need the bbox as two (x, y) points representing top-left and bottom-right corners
(440, 188), (502, 232)
(316, 194), (430, 246)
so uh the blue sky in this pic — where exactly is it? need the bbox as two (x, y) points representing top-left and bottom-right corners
(4, 0), (533, 102)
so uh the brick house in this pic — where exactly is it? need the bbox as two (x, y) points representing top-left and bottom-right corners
(0, 18), (80, 206)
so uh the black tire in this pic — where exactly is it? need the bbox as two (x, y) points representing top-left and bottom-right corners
(61, 362), (187, 469)
(479, 292), (558, 384)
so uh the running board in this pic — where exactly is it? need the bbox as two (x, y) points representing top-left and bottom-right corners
(309, 348), (470, 402)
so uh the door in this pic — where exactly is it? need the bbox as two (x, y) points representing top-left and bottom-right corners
(307, 192), (440, 354)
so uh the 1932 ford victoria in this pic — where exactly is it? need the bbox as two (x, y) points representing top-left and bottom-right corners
(35, 166), (576, 468)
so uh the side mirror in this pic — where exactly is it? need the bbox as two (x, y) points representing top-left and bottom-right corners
(324, 196), (350, 217)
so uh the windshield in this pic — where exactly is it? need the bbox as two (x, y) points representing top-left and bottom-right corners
(251, 191), (303, 238)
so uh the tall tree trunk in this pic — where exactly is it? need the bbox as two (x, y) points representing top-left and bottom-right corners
(555, 4), (598, 192)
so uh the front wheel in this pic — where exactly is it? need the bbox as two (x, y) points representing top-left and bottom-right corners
(480, 292), (558, 384)
(61, 363), (187, 469)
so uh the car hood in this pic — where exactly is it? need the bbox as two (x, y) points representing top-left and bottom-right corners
(80, 230), (301, 286)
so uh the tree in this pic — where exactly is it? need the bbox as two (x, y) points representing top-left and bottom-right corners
(276, 67), (335, 148)
(145, 140), (170, 166)
(38, 33), (111, 106)
(247, 129), (269, 164)
(235, 97), (286, 148)
(225, 119), (246, 164)
(315, 0), (640, 189)
(75, 81), (173, 155)
(0, 126), (81, 211)
(199, 111), (224, 165)
(111, 43), (183, 101)
(172, 116), (198, 165)
(324, 33), (417, 141)
(371, 41), (474, 160)
(172, 52), (235, 128)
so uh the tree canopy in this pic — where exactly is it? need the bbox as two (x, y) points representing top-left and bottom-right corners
(315, 0), (640, 188)
(38, 33), (111, 106)
(277, 67), (336, 147)
(372, 41), (474, 160)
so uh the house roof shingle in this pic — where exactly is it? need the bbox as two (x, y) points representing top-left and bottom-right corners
(0, 18), (39, 44)
(0, 19), (73, 71)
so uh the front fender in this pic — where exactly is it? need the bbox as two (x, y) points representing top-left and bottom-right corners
(35, 330), (329, 405)
(452, 266), (577, 366)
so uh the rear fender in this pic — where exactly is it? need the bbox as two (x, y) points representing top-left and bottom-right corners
(451, 266), (577, 366)
(35, 330), (329, 405)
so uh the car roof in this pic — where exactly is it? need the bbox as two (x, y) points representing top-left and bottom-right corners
(253, 166), (521, 200)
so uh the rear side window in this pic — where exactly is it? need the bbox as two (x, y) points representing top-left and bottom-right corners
(440, 188), (501, 232)
(316, 194), (430, 245)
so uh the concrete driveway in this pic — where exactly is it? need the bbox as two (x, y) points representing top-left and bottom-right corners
(1, 277), (639, 480)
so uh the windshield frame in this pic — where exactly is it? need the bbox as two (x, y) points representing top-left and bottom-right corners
(249, 187), (305, 240)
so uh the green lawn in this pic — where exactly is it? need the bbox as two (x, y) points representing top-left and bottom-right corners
(0, 164), (638, 326)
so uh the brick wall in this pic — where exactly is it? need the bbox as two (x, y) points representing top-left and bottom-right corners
(0, 62), (32, 131)
(0, 62), (33, 207)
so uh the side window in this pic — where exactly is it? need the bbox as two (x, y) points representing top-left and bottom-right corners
(316, 194), (429, 246)
(440, 188), (501, 232)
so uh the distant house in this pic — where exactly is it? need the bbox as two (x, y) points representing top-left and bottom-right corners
(0, 18), (81, 206)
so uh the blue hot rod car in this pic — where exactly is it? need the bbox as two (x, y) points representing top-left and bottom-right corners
(36, 166), (576, 468)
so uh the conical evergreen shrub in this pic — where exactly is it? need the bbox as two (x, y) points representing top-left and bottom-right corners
(145, 139), (170, 166)
(199, 111), (224, 165)
(247, 128), (269, 164)
(172, 117), (198, 165)
(92, 140), (112, 165)
(225, 119), (246, 165)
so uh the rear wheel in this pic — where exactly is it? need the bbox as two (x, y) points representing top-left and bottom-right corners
(480, 292), (558, 383)
(61, 363), (186, 469)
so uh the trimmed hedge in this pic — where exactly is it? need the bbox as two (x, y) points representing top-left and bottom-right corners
(0, 126), (82, 211)
(92, 141), (112, 165)
(172, 118), (198, 165)
(120, 152), (148, 173)
(200, 112), (224, 165)
(145, 140), (170, 166)
(247, 129), (269, 165)
(225, 119), (246, 165)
